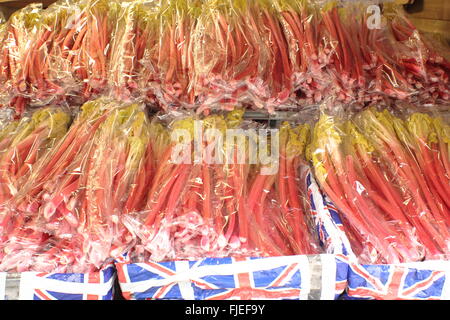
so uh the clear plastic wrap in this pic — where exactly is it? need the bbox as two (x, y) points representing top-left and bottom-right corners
(0, 98), (150, 273)
(275, 0), (332, 106)
(124, 110), (248, 261)
(190, 0), (271, 111)
(386, 7), (449, 103)
(122, 109), (322, 263)
(78, 0), (116, 100)
(309, 1), (418, 104)
(309, 105), (450, 265)
(246, 121), (320, 256)
(0, 0), (448, 115)
(0, 107), (71, 269)
(0, 107), (70, 203)
(0, 4), (44, 116)
(0, 0), (118, 113)
(34, 0), (88, 105)
(15, 2), (80, 107)
(108, 0), (147, 101)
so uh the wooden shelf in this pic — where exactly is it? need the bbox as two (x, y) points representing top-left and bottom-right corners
(406, 0), (450, 21)
(410, 17), (450, 43)
(404, 0), (450, 46)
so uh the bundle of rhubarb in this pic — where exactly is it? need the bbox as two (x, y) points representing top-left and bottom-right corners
(22, 0), (86, 106)
(0, 107), (71, 269)
(0, 98), (151, 272)
(107, 0), (186, 105)
(246, 120), (320, 256)
(31, 0), (116, 104)
(387, 9), (450, 103)
(190, 0), (275, 112)
(108, 0), (150, 102)
(0, 0), (118, 116)
(0, 3), (43, 116)
(80, 0), (117, 100)
(0, 108), (70, 203)
(309, 106), (450, 264)
(123, 110), (321, 262)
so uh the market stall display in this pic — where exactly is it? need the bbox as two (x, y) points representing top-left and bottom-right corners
(0, 0), (448, 301)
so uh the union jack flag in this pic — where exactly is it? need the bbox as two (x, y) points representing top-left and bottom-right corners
(116, 254), (348, 300)
(306, 172), (351, 257)
(0, 265), (116, 300)
(115, 170), (350, 300)
(347, 262), (450, 300)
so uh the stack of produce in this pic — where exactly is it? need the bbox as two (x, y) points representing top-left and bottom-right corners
(0, 98), (151, 272)
(0, 107), (71, 270)
(0, 98), (323, 271)
(123, 110), (321, 262)
(309, 107), (450, 264)
(0, 0), (448, 117)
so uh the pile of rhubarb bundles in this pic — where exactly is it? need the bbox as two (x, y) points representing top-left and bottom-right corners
(0, 98), (152, 272)
(0, 0), (448, 117)
(309, 107), (450, 264)
(0, 98), (323, 271)
(0, 107), (71, 271)
(123, 110), (321, 262)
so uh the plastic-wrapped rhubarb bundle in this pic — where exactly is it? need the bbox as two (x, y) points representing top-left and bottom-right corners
(293, 1), (449, 106)
(34, 0), (110, 106)
(309, 106), (450, 265)
(12, 0), (90, 106)
(78, 0), (116, 100)
(274, 0), (333, 106)
(386, 8), (449, 103)
(189, 0), (324, 112)
(108, 1), (148, 101)
(247, 120), (320, 256)
(139, 0), (202, 109)
(0, 108), (70, 204)
(0, 98), (151, 273)
(0, 108), (71, 267)
(190, 0), (275, 112)
(0, 4), (44, 116)
(108, 0), (174, 105)
(0, 0), (118, 115)
(122, 109), (321, 263)
(45, 0), (117, 103)
(24, 0), (87, 106)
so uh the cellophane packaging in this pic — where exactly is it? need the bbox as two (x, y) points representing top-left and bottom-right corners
(0, 104), (118, 300)
(308, 103), (450, 300)
(0, 98), (158, 299)
(0, 98), (152, 273)
(1, 0), (448, 117)
(115, 109), (350, 300)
